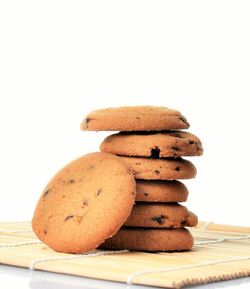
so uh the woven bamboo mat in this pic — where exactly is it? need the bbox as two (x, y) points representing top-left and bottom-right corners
(0, 221), (249, 288)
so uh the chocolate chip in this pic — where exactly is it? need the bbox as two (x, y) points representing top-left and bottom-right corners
(172, 131), (183, 138)
(96, 189), (102, 197)
(136, 116), (141, 120)
(180, 116), (188, 124)
(151, 147), (160, 158)
(154, 170), (160, 174)
(43, 189), (51, 198)
(82, 117), (92, 129)
(131, 191), (135, 195)
(172, 146), (180, 151)
(144, 193), (149, 196)
(69, 179), (75, 183)
(64, 215), (74, 222)
(181, 220), (187, 226)
(44, 230), (47, 235)
(83, 199), (89, 206)
(175, 166), (180, 171)
(189, 141), (195, 145)
(152, 215), (167, 225)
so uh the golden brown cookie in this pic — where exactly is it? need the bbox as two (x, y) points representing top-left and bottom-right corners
(119, 156), (197, 180)
(81, 106), (189, 131)
(136, 180), (188, 202)
(101, 228), (194, 251)
(124, 203), (198, 228)
(32, 152), (136, 253)
(100, 131), (203, 157)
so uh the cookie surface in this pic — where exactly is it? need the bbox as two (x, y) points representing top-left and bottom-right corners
(124, 203), (198, 228)
(101, 228), (194, 251)
(32, 152), (136, 253)
(101, 131), (203, 157)
(136, 180), (188, 202)
(119, 156), (197, 180)
(81, 106), (189, 131)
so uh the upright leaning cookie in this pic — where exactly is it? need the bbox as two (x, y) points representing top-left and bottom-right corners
(119, 156), (197, 180)
(101, 131), (203, 157)
(32, 152), (136, 253)
(101, 228), (194, 251)
(81, 106), (189, 131)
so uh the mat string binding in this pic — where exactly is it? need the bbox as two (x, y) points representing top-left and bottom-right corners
(200, 221), (213, 230)
(29, 250), (129, 270)
(194, 234), (250, 246)
(0, 220), (249, 281)
(0, 240), (42, 247)
(0, 229), (33, 233)
(126, 256), (250, 285)
(1, 221), (249, 247)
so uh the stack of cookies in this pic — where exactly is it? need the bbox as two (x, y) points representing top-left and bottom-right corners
(32, 105), (203, 254)
(82, 106), (203, 251)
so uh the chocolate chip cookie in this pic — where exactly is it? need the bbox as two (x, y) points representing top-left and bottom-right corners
(124, 203), (198, 228)
(32, 152), (136, 253)
(119, 156), (197, 180)
(101, 227), (194, 251)
(81, 106), (189, 131)
(136, 180), (188, 202)
(101, 131), (203, 157)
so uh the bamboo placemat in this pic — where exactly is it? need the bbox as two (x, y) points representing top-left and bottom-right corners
(0, 221), (249, 288)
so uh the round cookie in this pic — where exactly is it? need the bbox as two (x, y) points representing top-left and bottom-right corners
(100, 131), (203, 157)
(119, 156), (197, 180)
(81, 106), (189, 131)
(124, 203), (198, 228)
(101, 228), (194, 251)
(136, 180), (188, 202)
(32, 152), (136, 253)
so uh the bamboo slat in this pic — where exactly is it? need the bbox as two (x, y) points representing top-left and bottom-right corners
(0, 221), (249, 288)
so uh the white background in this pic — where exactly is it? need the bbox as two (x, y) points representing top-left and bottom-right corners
(0, 1), (250, 288)
(1, 0), (250, 226)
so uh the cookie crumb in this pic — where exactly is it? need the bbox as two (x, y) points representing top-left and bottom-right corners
(76, 215), (84, 224)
